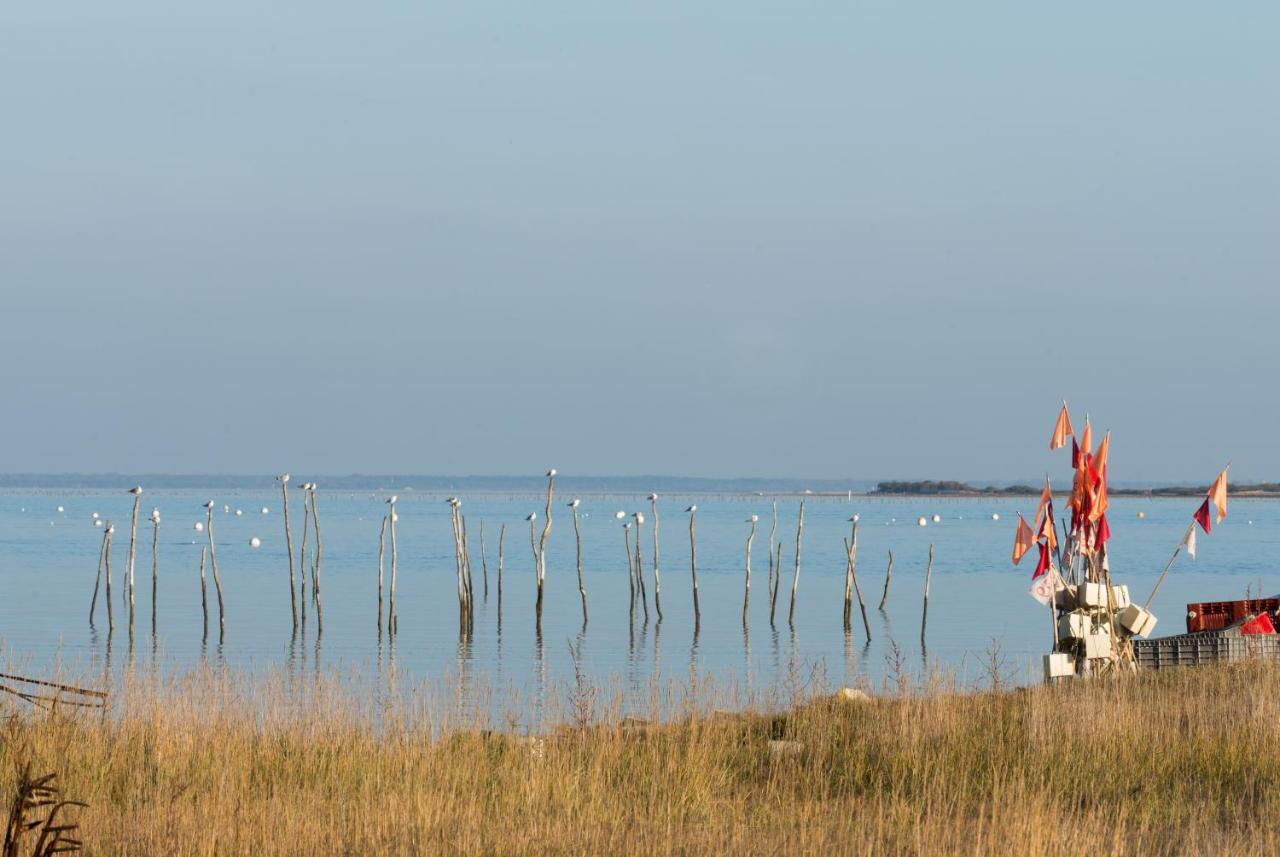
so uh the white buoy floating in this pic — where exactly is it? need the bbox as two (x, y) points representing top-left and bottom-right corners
(56, 506), (64, 513)
(932, 514), (941, 523)
(235, 509), (243, 517)
(917, 517), (928, 527)
(991, 513), (1000, 521)
(249, 537), (261, 548)
(194, 521), (205, 532)
(261, 507), (269, 515)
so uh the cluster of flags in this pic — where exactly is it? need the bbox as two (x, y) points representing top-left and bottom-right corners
(1013, 402), (1230, 577)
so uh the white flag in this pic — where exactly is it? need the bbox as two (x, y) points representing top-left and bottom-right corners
(1028, 567), (1062, 606)
(1184, 526), (1196, 560)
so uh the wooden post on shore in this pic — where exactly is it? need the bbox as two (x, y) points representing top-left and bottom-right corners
(206, 504), (225, 638)
(90, 526), (107, 627)
(570, 501), (587, 624)
(150, 509), (160, 637)
(921, 543), (934, 643)
(278, 474), (297, 633)
(649, 494), (663, 621)
(788, 500), (805, 627)
(377, 515), (387, 633)
(879, 550), (894, 612)
(744, 515), (758, 627)
(687, 505), (701, 629)
(387, 497), (398, 635)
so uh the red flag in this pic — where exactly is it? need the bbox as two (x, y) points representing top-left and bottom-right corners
(1050, 404), (1073, 451)
(1033, 542), (1050, 579)
(1012, 514), (1036, 565)
(1096, 513), (1111, 545)
(1071, 439), (1080, 470)
(1194, 498), (1212, 534)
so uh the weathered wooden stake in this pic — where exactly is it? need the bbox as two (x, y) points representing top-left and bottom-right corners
(771, 541), (782, 626)
(125, 487), (141, 634)
(879, 549), (894, 612)
(299, 485), (311, 629)
(388, 498), (398, 635)
(535, 471), (555, 625)
(90, 527), (107, 626)
(623, 522), (635, 610)
(279, 474), (297, 632)
(198, 546), (208, 640)
(104, 525), (115, 632)
(150, 511), (160, 637)
(479, 519), (489, 600)
(497, 522), (506, 618)
(570, 502), (587, 624)
(743, 515), (757, 627)
(844, 520), (870, 642)
(311, 486), (324, 635)
(788, 500), (805, 627)
(687, 506), (701, 628)
(921, 543), (934, 642)
(649, 494), (663, 621)
(206, 507), (225, 637)
(767, 499), (778, 621)
(377, 515), (387, 633)
(633, 513), (649, 622)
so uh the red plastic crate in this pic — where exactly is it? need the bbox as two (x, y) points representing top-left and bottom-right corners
(1187, 598), (1280, 633)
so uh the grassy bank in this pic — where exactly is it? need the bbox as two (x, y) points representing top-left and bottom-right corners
(2, 662), (1278, 855)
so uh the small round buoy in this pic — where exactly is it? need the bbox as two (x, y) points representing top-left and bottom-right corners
(235, 509), (243, 516)
(1137, 511), (1145, 519)
(917, 517), (928, 527)
(56, 506), (64, 513)
(932, 514), (941, 523)
(194, 521), (205, 532)
(261, 507), (269, 515)
(94, 519), (103, 528)
(991, 513), (1000, 521)
(91, 512), (99, 519)
(250, 537), (261, 548)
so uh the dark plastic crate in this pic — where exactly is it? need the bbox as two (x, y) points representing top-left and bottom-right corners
(1135, 628), (1280, 670)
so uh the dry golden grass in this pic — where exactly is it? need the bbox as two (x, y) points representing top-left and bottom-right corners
(2, 660), (1280, 855)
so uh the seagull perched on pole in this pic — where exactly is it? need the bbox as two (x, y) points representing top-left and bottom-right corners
(203, 500), (215, 511)
(128, 486), (142, 496)
(748, 514), (759, 523)
(614, 511), (625, 520)
(685, 505), (697, 513)
(567, 499), (580, 508)
(445, 496), (457, 505)
(634, 512), (645, 525)
(648, 493), (658, 501)
(546, 469), (557, 477)
(277, 473), (290, 484)
(526, 513), (537, 522)
(387, 496), (397, 505)
(849, 514), (860, 523)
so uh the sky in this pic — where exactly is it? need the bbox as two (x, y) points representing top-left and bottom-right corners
(0, 2), (1276, 482)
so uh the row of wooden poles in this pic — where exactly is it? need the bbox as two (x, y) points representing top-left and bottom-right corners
(87, 474), (939, 643)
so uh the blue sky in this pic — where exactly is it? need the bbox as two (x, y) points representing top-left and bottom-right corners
(1, 2), (1275, 481)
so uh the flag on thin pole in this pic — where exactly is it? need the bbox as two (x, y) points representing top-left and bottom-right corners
(1033, 475), (1052, 529)
(1078, 417), (1092, 461)
(1093, 431), (1111, 479)
(1033, 542), (1051, 579)
(1050, 403), (1073, 451)
(1207, 465), (1228, 525)
(1012, 514), (1036, 565)
(1180, 522), (1197, 560)
(1193, 498), (1212, 535)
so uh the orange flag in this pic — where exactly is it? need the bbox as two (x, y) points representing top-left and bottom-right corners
(1093, 432), (1110, 480)
(1089, 476), (1109, 523)
(1208, 466), (1228, 524)
(1037, 506), (1058, 551)
(1078, 418), (1092, 462)
(1033, 476), (1052, 530)
(1012, 514), (1036, 565)
(1049, 403), (1073, 450)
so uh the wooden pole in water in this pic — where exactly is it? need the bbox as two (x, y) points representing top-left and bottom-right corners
(497, 522), (505, 612)
(744, 515), (757, 627)
(649, 494), (663, 621)
(279, 474), (297, 633)
(104, 524), (115, 632)
(461, 514), (474, 631)
(771, 541), (782, 626)
(921, 543), (934, 642)
(479, 519), (489, 600)
(377, 515), (387, 633)
(90, 526), (107, 626)
(150, 510), (160, 637)
(767, 499), (778, 623)
(125, 487), (141, 634)
(845, 519), (870, 642)
(687, 506), (701, 628)
(788, 500), (805, 627)
(623, 522), (635, 610)
(878, 549), (894, 612)
(206, 506), (225, 637)
(535, 471), (555, 626)
(198, 546), (208, 640)
(633, 513), (649, 622)
(570, 502), (587, 624)
(311, 486), (324, 635)
(388, 498), (398, 635)
(298, 485), (311, 629)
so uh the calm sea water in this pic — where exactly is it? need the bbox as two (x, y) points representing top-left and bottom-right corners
(2, 488), (1277, 712)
